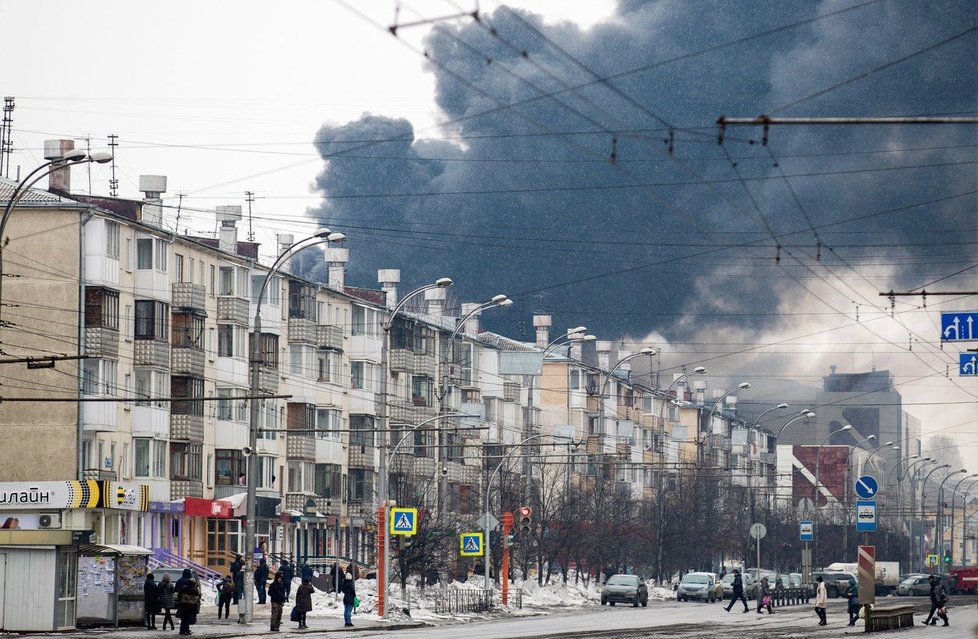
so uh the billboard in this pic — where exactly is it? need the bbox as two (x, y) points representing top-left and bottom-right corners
(792, 446), (850, 507)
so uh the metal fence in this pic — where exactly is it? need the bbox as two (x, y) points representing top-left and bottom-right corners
(430, 588), (524, 614)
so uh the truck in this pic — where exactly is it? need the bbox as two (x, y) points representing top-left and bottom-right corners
(826, 561), (901, 595)
(948, 566), (978, 594)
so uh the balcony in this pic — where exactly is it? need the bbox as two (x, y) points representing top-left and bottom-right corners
(316, 325), (343, 351)
(710, 436), (733, 452)
(85, 327), (119, 359)
(349, 445), (377, 469)
(389, 399), (414, 424)
(133, 405), (170, 438)
(82, 400), (117, 432)
(217, 296), (249, 326)
(390, 348), (414, 372)
(135, 339), (170, 368)
(170, 480), (203, 500)
(172, 282), (206, 312)
(288, 317), (316, 344)
(171, 414), (204, 442)
(171, 346), (205, 377)
(503, 381), (520, 402)
(82, 468), (117, 481)
(413, 352), (434, 375)
(258, 368), (279, 394)
(285, 494), (339, 516)
(287, 433), (315, 461)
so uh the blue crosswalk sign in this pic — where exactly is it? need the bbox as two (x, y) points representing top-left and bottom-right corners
(390, 508), (417, 535)
(459, 532), (484, 557)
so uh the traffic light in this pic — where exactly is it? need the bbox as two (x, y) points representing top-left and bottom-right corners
(502, 533), (514, 549)
(944, 549), (952, 565)
(398, 535), (413, 551)
(518, 505), (532, 535)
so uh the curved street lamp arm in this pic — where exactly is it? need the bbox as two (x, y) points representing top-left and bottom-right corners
(387, 412), (475, 469)
(599, 348), (657, 399)
(382, 279), (453, 332)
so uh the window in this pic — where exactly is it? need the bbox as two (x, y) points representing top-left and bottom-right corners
(412, 376), (433, 407)
(215, 449), (246, 486)
(172, 313), (204, 349)
(105, 221), (120, 259)
(352, 305), (380, 336)
(348, 469), (374, 502)
(136, 238), (153, 269)
(123, 305), (132, 340)
(171, 376), (204, 416)
(155, 238), (168, 272)
(318, 351), (340, 383)
(252, 332), (279, 368)
(174, 254), (184, 283)
(251, 274), (280, 306)
(134, 300), (169, 340)
(315, 464), (342, 498)
(125, 238), (133, 271)
(316, 408), (341, 439)
(351, 361), (378, 391)
(350, 414), (375, 446)
(209, 265), (215, 296)
(257, 455), (276, 489)
(288, 461), (315, 493)
(288, 281), (315, 319)
(134, 438), (151, 477)
(216, 388), (234, 421)
(82, 360), (117, 396)
(289, 344), (306, 377)
(85, 288), (120, 330)
(218, 325), (235, 357)
(171, 442), (202, 481)
(55, 549), (77, 630)
(219, 267), (234, 296)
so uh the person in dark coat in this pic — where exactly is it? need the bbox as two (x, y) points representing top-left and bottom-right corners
(281, 559), (295, 602)
(158, 573), (176, 631)
(924, 575), (950, 626)
(175, 569), (199, 636)
(845, 580), (860, 626)
(340, 571), (356, 627)
(230, 554), (244, 605)
(724, 568), (749, 613)
(757, 576), (774, 614)
(301, 560), (314, 581)
(255, 559), (269, 605)
(143, 572), (160, 629)
(217, 574), (235, 620)
(268, 572), (287, 631)
(294, 577), (314, 629)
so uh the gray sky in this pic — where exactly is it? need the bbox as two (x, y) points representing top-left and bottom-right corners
(2, 0), (976, 470)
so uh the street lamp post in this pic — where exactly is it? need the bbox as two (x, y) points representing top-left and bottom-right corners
(751, 403), (789, 430)
(0, 148), (113, 332)
(436, 294), (511, 513)
(896, 457), (931, 571)
(813, 424), (852, 562)
(700, 382), (750, 466)
(777, 410), (816, 440)
(242, 229), (345, 623)
(920, 464), (951, 570)
(865, 442), (897, 473)
(960, 479), (978, 566)
(949, 473), (978, 565)
(376, 276), (452, 617)
(936, 469), (968, 562)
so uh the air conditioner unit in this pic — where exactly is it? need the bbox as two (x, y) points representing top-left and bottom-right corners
(38, 512), (62, 529)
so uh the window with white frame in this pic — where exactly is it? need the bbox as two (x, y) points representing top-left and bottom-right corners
(287, 461), (316, 493)
(317, 351), (340, 383)
(219, 267), (234, 296)
(316, 407), (341, 439)
(105, 221), (120, 259)
(258, 455), (276, 489)
(351, 305), (379, 336)
(350, 361), (377, 391)
(217, 388), (234, 421)
(134, 438), (151, 477)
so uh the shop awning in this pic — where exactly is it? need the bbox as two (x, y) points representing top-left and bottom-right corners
(183, 497), (232, 518)
(218, 492), (247, 517)
(78, 543), (153, 556)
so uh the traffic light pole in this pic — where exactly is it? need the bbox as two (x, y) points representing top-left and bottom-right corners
(501, 511), (513, 606)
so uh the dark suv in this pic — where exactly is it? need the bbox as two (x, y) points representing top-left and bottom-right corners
(601, 574), (649, 607)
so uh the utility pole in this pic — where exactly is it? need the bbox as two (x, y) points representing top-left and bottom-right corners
(107, 134), (119, 197)
(245, 191), (255, 242)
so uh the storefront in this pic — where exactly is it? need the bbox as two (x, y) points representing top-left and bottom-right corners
(146, 500), (185, 556)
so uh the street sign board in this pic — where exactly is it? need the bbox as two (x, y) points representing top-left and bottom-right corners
(961, 353), (977, 376)
(459, 532), (484, 557)
(928, 554), (939, 567)
(800, 520), (814, 542)
(797, 497), (815, 518)
(856, 500), (877, 532)
(941, 312), (977, 342)
(855, 475), (879, 499)
(749, 523), (767, 539)
(478, 512), (499, 533)
(390, 507), (418, 536)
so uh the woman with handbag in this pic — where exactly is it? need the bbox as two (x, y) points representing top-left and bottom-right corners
(341, 572), (357, 627)
(294, 577), (314, 629)
(175, 569), (200, 636)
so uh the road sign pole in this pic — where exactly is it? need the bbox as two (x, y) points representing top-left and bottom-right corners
(501, 512), (513, 606)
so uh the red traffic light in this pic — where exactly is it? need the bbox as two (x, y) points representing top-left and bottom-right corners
(518, 506), (532, 518)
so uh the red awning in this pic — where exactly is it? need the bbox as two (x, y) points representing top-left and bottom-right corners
(183, 497), (232, 518)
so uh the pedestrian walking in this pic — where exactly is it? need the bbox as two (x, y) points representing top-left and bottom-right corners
(281, 558), (295, 601)
(217, 574), (235, 620)
(175, 569), (200, 636)
(757, 576), (774, 614)
(301, 560), (314, 581)
(341, 572), (357, 627)
(255, 558), (269, 605)
(268, 572), (287, 631)
(143, 572), (160, 629)
(814, 576), (827, 626)
(724, 569), (749, 613)
(294, 577), (314, 629)
(924, 575), (950, 626)
(158, 573), (176, 631)
(230, 554), (244, 605)
(845, 581), (860, 626)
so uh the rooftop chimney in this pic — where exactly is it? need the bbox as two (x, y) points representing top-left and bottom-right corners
(276, 234), (295, 273)
(44, 139), (75, 194)
(460, 303), (482, 337)
(568, 331), (587, 360)
(325, 245), (349, 291)
(532, 314), (552, 349)
(425, 287), (446, 319)
(216, 205), (242, 253)
(378, 269), (400, 309)
(596, 340), (613, 372)
(139, 175), (168, 227)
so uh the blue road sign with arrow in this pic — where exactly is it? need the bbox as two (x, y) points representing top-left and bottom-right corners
(961, 353), (978, 376)
(942, 312), (977, 342)
(855, 475), (879, 500)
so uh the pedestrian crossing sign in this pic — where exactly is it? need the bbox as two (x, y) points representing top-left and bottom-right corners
(459, 532), (484, 557)
(390, 508), (418, 536)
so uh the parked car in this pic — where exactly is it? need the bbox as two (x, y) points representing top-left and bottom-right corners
(600, 574), (648, 607)
(677, 572), (724, 603)
(152, 566), (204, 589)
(721, 572), (757, 600)
(812, 571), (856, 599)
(896, 573), (954, 596)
